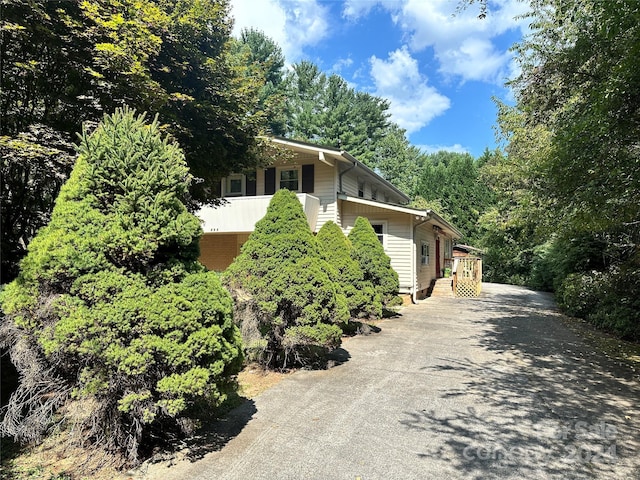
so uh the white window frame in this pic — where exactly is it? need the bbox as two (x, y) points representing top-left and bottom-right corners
(370, 221), (387, 248)
(421, 241), (430, 266)
(371, 186), (378, 201)
(224, 174), (245, 197)
(277, 166), (301, 192)
(357, 179), (365, 198)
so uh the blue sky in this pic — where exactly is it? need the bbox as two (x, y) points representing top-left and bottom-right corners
(229, 0), (530, 158)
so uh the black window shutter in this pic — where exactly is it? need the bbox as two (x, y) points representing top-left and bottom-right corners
(212, 178), (222, 198)
(264, 167), (276, 195)
(246, 173), (256, 196)
(301, 164), (314, 193)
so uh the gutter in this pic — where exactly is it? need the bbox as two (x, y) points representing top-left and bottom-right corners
(426, 209), (463, 239)
(412, 215), (431, 304)
(338, 152), (358, 193)
(340, 152), (410, 203)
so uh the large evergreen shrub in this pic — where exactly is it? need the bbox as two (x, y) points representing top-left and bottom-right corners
(223, 190), (348, 368)
(0, 109), (243, 464)
(348, 217), (400, 307)
(316, 221), (381, 320)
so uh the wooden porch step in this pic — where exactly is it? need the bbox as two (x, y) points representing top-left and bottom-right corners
(430, 278), (454, 297)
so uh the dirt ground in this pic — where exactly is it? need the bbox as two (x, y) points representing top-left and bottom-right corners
(0, 366), (289, 480)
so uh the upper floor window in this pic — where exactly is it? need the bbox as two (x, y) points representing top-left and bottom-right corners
(358, 180), (365, 198)
(279, 167), (300, 191)
(265, 165), (313, 195)
(371, 187), (378, 201)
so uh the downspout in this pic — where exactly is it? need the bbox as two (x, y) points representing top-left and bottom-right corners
(412, 215), (431, 304)
(338, 154), (358, 193)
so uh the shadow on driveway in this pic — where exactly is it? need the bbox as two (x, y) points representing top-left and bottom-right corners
(401, 284), (640, 480)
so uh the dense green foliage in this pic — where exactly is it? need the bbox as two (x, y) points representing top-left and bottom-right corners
(280, 60), (391, 166)
(0, 110), (243, 463)
(1, 0), (269, 282)
(0, 127), (76, 283)
(416, 151), (493, 244)
(348, 217), (400, 307)
(479, 0), (640, 339)
(223, 190), (348, 368)
(317, 221), (382, 320)
(232, 28), (288, 136)
(373, 124), (427, 197)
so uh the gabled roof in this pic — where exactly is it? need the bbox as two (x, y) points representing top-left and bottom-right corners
(270, 137), (411, 203)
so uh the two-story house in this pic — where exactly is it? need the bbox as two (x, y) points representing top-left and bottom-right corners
(197, 137), (461, 302)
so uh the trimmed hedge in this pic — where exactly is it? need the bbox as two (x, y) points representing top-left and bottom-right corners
(317, 221), (382, 320)
(348, 216), (400, 307)
(223, 190), (348, 367)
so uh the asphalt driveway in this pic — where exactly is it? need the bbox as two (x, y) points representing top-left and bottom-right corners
(137, 283), (640, 480)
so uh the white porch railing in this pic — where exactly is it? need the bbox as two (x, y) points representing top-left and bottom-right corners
(197, 193), (320, 233)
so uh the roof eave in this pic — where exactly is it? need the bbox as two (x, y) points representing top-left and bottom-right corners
(340, 152), (410, 203)
(338, 194), (462, 238)
(425, 209), (463, 239)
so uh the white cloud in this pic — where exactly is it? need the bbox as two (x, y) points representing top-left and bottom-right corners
(397, 0), (526, 84)
(342, 0), (399, 19)
(331, 57), (353, 74)
(418, 143), (470, 154)
(438, 37), (512, 83)
(369, 47), (450, 134)
(400, 0), (529, 83)
(229, 0), (329, 62)
(342, 0), (374, 19)
(341, 0), (528, 85)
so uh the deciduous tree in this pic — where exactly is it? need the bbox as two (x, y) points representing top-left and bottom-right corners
(486, 0), (640, 337)
(1, 0), (268, 282)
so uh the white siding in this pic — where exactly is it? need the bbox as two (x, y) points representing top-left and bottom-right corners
(341, 170), (359, 197)
(340, 202), (413, 293)
(198, 194), (319, 233)
(339, 166), (407, 205)
(253, 152), (337, 231)
(415, 224), (438, 292)
(313, 157), (338, 230)
(415, 225), (457, 293)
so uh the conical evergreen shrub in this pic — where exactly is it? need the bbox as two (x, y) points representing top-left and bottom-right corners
(348, 216), (400, 307)
(317, 221), (382, 320)
(223, 190), (348, 367)
(0, 109), (243, 465)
